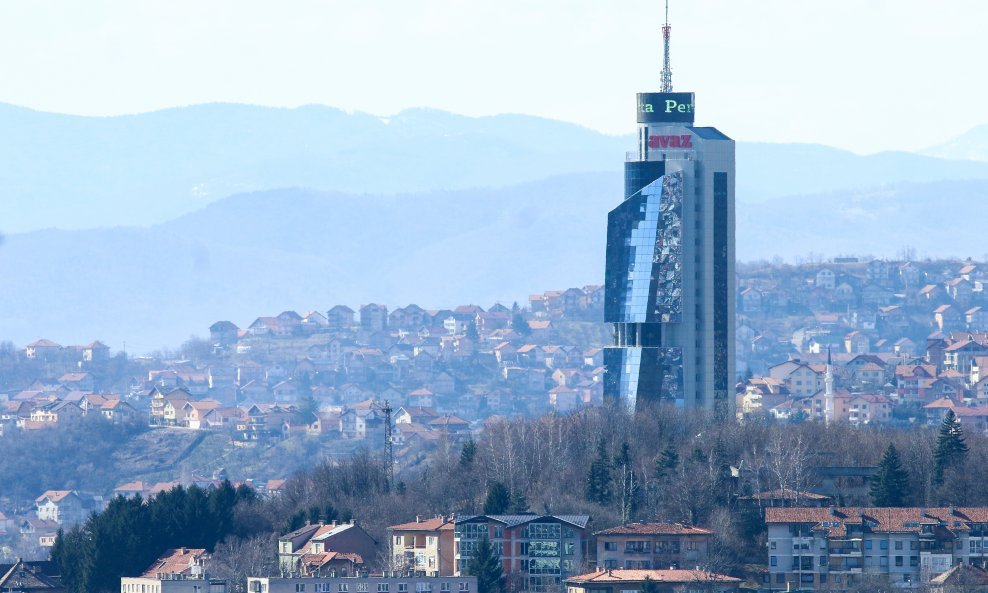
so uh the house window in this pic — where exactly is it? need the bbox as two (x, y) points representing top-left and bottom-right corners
(895, 556), (903, 567)
(297, 586), (306, 593)
(338, 585), (348, 593)
(378, 585), (389, 592)
(880, 540), (888, 550)
(398, 585), (408, 593)
(895, 541), (903, 550)
(459, 584), (470, 591)
(441, 584), (451, 592)
(770, 557), (777, 567)
(910, 556), (919, 567)
(603, 542), (617, 551)
(357, 585), (368, 592)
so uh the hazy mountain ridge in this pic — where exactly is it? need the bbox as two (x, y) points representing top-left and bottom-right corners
(3, 174), (988, 349)
(0, 173), (619, 349)
(3, 103), (988, 232)
(739, 179), (988, 261)
(922, 123), (988, 162)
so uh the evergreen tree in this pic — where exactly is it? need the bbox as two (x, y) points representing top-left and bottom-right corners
(585, 439), (613, 505)
(484, 481), (512, 514)
(466, 322), (480, 342)
(508, 489), (528, 513)
(465, 536), (505, 593)
(512, 313), (531, 337)
(460, 438), (478, 467)
(655, 445), (679, 480)
(934, 409), (969, 485)
(870, 443), (910, 507)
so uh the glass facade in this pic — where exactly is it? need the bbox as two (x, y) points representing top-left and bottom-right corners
(713, 172), (730, 412)
(603, 346), (684, 409)
(604, 169), (685, 409)
(605, 171), (683, 323)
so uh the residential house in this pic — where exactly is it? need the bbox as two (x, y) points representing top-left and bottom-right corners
(209, 321), (240, 349)
(0, 559), (64, 593)
(277, 522), (377, 575)
(122, 548), (225, 593)
(327, 305), (356, 331)
(25, 339), (61, 360)
(388, 515), (457, 575)
(36, 490), (98, 526)
(594, 522), (712, 570)
(360, 304), (389, 332)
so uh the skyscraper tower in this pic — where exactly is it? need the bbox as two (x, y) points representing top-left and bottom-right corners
(603, 3), (735, 415)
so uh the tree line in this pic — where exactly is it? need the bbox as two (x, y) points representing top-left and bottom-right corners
(52, 481), (257, 593)
(50, 404), (986, 592)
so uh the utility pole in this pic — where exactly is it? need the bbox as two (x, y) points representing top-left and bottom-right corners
(383, 400), (394, 490)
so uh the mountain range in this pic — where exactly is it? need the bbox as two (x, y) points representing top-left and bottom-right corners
(3, 103), (988, 232)
(2, 103), (988, 349)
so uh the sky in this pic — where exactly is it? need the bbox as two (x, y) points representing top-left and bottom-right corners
(0, 0), (985, 155)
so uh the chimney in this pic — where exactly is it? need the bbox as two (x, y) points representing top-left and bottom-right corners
(416, 516), (421, 523)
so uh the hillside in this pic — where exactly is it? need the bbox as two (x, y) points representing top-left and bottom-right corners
(3, 103), (988, 232)
(3, 174), (988, 349)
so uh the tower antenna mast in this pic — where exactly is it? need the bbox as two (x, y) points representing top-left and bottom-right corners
(660, 0), (673, 92)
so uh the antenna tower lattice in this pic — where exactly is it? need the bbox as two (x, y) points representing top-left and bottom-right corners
(660, 0), (673, 92)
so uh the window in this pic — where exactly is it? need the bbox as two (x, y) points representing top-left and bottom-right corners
(880, 557), (888, 567)
(529, 523), (561, 540)
(459, 584), (470, 591)
(895, 541), (903, 550)
(297, 586), (305, 593)
(398, 585), (408, 593)
(415, 584), (432, 592)
(378, 586), (389, 592)
(910, 556), (919, 567)
(494, 526), (503, 539)
(770, 541), (777, 550)
(395, 536), (403, 545)
(820, 574), (827, 584)
(441, 584), (450, 592)
(357, 585), (368, 593)
(565, 543), (575, 556)
(880, 540), (888, 550)
(603, 542), (617, 552)
(865, 540), (873, 550)
(770, 556), (777, 567)
(775, 574), (784, 584)
(895, 556), (903, 567)
(910, 541), (918, 551)
(427, 537), (437, 546)
(339, 585), (348, 592)
(603, 560), (617, 569)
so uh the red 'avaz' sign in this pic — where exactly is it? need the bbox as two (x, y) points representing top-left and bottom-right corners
(647, 134), (692, 149)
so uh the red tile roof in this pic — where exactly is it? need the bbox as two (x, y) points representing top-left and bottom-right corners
(567, 569), (740, 584)
(389, 516), (456, 532)
(594, 522), (713, 536)
(141, 548), (207, 577)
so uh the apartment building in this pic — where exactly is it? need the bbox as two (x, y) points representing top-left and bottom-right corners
(766, 507), (988, 591)
(388, 516), (457, 576)
(594, 523), (712, 570)
(454, 514), (592, 592)
(248, 574), (476, 593)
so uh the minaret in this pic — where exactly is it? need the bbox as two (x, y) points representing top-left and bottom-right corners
(824, 347), (835, 425)
(660, 0), (673, 92)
